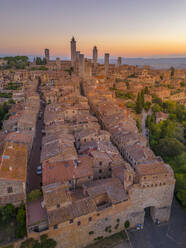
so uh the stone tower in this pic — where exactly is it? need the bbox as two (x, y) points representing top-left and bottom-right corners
(79, 54), (85, 77)
(71, 37), (76, 68)
(104, 53), (110, 77)
(93, 46), (98, 65)
(44, 48), (50, 63)
(117, 57), (122, 67)
(56, 57), (61, 71)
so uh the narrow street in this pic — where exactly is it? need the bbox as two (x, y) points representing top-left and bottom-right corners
(27, 79), (45, 193)
(141, 108), (152, 146)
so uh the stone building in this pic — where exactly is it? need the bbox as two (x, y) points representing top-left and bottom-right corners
(0, 142), (27, 206)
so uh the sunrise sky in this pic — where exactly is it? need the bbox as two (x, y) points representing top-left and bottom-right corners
(1, 0), (186, 58)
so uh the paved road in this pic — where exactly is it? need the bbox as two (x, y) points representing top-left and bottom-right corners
(27, 83), (45, 193)
(127, 199), (186, 248)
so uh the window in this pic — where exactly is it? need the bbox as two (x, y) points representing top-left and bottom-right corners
(89, 217), (92, 222)
(54, 224), (58, 229)
(7, 187), (13, 193)
(109, 168), (112, 172)
(99, 161), (102, 166)
(99, 169), (102, 173)
(57, 204), (60, 208)
(77, 221), (81, 226)
(88, 176), (91, 180)
(69, 219), (73, 224)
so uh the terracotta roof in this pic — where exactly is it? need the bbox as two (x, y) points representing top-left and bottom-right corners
(42, 183), (72, 209)
(136, 162), (169, 176)
(83, 178), (128, 204)
(48, 197), (97, 225)
(6, 131), (33, 146)
(0, 142), (27, 181)
(42, 156), (93, 186)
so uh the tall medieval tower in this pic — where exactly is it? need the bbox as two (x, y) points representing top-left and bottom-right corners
(71, 37), (76, 67)
(44, 48), (50, 63)
(93, 46), (98, 65)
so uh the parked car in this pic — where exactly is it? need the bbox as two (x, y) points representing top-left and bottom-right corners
(36, 165), (42, 175)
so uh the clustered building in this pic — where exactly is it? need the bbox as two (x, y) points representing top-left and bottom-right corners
(24, 39), (175, 248)
(0, 37), (181, 248)
(0, 74), (40, 206)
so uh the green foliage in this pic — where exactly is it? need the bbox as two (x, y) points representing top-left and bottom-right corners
(147, 100), (186, 208)
(15, 204), (26, 238)
(0, 204), (16, 224)
(0, 102), (14, 129)
(27, 189), (42, 202)
(180, 81), (186, 87)
(128, 73), (137, 78)
(126, 101), (136, 109)
(94, 236), (103, 241)
(144, 86), (149, 94)
(3, 56), (29, 69)
(171, 89), (183, 95)
(20, 235), (57, 248)
(152, 104), (162, 113)
(135, 90), (144, 114)
(89, 231), (94, 235)
(144, 101), (151, 111)
(20, 238), (40, 248)
(115, 90), (134, 100)
(35, 57), (47, 65)
(0, 92), (12, 98)
(160, 74), (164, 80)
(65, 67), (73, 75)
(4, 82), (21, 90)
(155, 138), (184, 157)
(152, 97), (162, 106)
(38, 66), (48, 71)
(136, 119), (142, 132)
(124, 220), (130, 229)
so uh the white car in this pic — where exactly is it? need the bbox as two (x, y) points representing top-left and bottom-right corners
(36, 165), (42, 175)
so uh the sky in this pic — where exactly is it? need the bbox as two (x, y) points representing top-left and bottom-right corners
(0, 0), (186, 58)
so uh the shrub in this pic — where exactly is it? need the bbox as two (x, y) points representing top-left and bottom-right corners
(89, 231), (94, 235)
(27, 189), (42, 202)
(124, 220), (130, 229)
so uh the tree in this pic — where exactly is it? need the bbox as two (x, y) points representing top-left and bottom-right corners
(40, 235), (57, 248)
(144, 101), (151, 112)
(0, 204), (16, 224)
(20, 235), (57, 248)
(135, 92), (144, 114)
(27, 189), (42, 202)
(124, 220), (130, 229)
(20, 238), (40, 248)
(16, 204), (26, 238)
(152, 104), (161, 113)
(155, 138), (184, 158)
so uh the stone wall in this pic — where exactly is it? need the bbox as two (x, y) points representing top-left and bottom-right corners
(0, 179), (25, 206)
